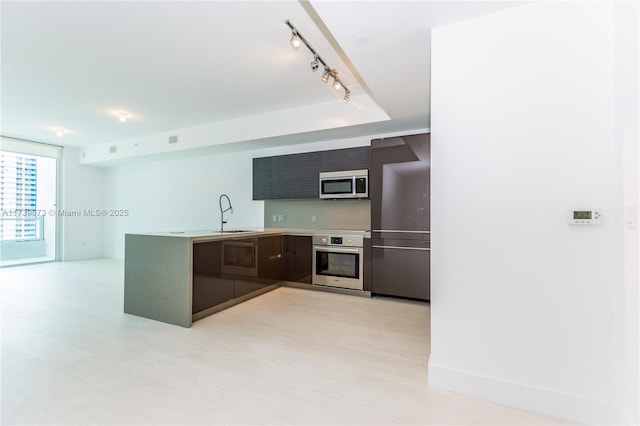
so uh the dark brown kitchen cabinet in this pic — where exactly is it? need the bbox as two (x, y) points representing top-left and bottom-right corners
(192, 241), (234, 314)
(252, 157), (272, 200)
(320, 146), (370, 172)
(272, 152), (320, 199)
(252, 146), (370, 200)
(284, 235), (312, 283)
(258, 235), (284, 283)
(192, 235), (284, 314)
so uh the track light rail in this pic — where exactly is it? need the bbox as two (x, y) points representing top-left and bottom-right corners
(285, 19), (350, 103)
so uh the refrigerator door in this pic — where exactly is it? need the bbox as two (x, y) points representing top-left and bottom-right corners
(370, 133), (430, 236)
(370, 238), (430, 301)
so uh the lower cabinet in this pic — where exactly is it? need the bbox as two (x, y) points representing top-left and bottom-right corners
(284, 235), (312, 284)
(258, 235), (285, 283)
(192, 236), (284, 315)
(192, 241), (233, 314)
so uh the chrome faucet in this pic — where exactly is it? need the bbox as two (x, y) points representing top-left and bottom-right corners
(219, 194), (233, 232)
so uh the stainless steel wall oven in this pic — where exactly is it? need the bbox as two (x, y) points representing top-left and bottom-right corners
(312, 231), (364, 291)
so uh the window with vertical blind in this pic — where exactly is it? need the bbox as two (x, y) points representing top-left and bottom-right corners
(0, 151), (41, 242)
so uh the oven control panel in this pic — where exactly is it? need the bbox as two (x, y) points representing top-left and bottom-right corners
(313, 234), (364, 248)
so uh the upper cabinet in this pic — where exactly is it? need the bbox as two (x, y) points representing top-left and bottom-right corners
(319, 146), (370, 172)
(252, 157), (273, 200)
(253, 146), (370, 200)
(272, 152), (321, 199)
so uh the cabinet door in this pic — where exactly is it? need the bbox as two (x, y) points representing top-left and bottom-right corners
(371, 242), (430, 301)
(253, 157), (273, 200)
(272, 152), (320, 199)
(284, 235), (312, 283)
(320, 146), (370, 172)
(192, 241), (234, 314)
(258, 235), (284, 283)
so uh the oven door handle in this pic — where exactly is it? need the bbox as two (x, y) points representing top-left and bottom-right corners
(372, 245), (431, 251)
(313, 246), (362, 254)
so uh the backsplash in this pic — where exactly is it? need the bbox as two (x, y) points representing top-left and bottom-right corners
(264, 199), (370, 230)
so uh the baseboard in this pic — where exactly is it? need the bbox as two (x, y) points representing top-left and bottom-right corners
(428, 363), (617, 425)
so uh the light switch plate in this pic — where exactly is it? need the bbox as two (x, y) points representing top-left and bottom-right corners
(626, 205), (638, 229)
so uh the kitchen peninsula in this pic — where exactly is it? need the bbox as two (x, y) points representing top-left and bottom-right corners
(124, 229), (306, 328)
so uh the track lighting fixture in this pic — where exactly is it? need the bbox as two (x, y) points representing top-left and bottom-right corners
(332, 77), (342, 91)
(119, 112), (128, 122)
(310, 56), (319, 72)
(321, 68), (330, 83)
(286, 19), (350, 103)
(290, 32), (302, 50)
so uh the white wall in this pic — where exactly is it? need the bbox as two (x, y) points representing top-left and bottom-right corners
(103, 132), (417, 259)
(61, 147), (105, 260)
(429, 2), (636, 424)
(615, 1), (640, 423)
(103, 150), (262, 258)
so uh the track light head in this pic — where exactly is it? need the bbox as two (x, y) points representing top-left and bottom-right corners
(321, 68), (330, 83)
(290, 32), (302, 50)
(332, 77), (342, 91)
(343, 90), (350, 103)
(310, 56), (320, 72)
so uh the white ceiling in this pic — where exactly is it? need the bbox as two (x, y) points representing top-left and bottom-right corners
(1, 1), (525, 151)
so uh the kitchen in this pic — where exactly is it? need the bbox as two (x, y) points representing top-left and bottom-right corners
(0, 1), (636, 425)
(123, 134), (430, 327)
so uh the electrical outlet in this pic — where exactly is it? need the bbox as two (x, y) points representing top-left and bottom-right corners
(278, 215), (285, 222)
(312, 215), (318, 223)
(272, 215), (277, 222)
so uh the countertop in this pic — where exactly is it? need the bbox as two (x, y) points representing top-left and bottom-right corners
(126, 228), (370, 242)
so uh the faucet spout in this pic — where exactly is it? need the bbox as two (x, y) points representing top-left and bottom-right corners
(219, 194), (233, 232)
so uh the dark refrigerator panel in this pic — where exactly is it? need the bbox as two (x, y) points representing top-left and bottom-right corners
(370, 133), (431, 301)
(371, 240), (430, 300)
(371, 133), (430, 237)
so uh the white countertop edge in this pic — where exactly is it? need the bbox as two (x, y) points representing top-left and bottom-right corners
(126, 228), (371, 240)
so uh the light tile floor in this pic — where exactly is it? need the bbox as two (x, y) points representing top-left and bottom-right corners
(1, 259), (573, 425)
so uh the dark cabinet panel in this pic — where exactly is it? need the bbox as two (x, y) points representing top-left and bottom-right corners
(192, 241), (234, 314)
(272, 152), (320, 199)
(193, 235), (285, 317)
(371, 134), (430, 233)
(252, 146), (369, 200)
(252, 157), (273, 200)
(320, 146), (370, 172)
(193, 275), (234, 313)
(258, 235), (284, 283)
(371, 239), (430, 301)
(284, 235), (312, 284)
(363, 238), (372, 292)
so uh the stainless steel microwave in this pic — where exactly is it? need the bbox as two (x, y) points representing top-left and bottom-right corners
(319, 169), (369, 199)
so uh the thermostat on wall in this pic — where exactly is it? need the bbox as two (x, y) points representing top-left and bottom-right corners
(568, 209), (601, 225)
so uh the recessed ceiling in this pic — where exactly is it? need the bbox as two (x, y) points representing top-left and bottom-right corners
(0, 0), (526, 154)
